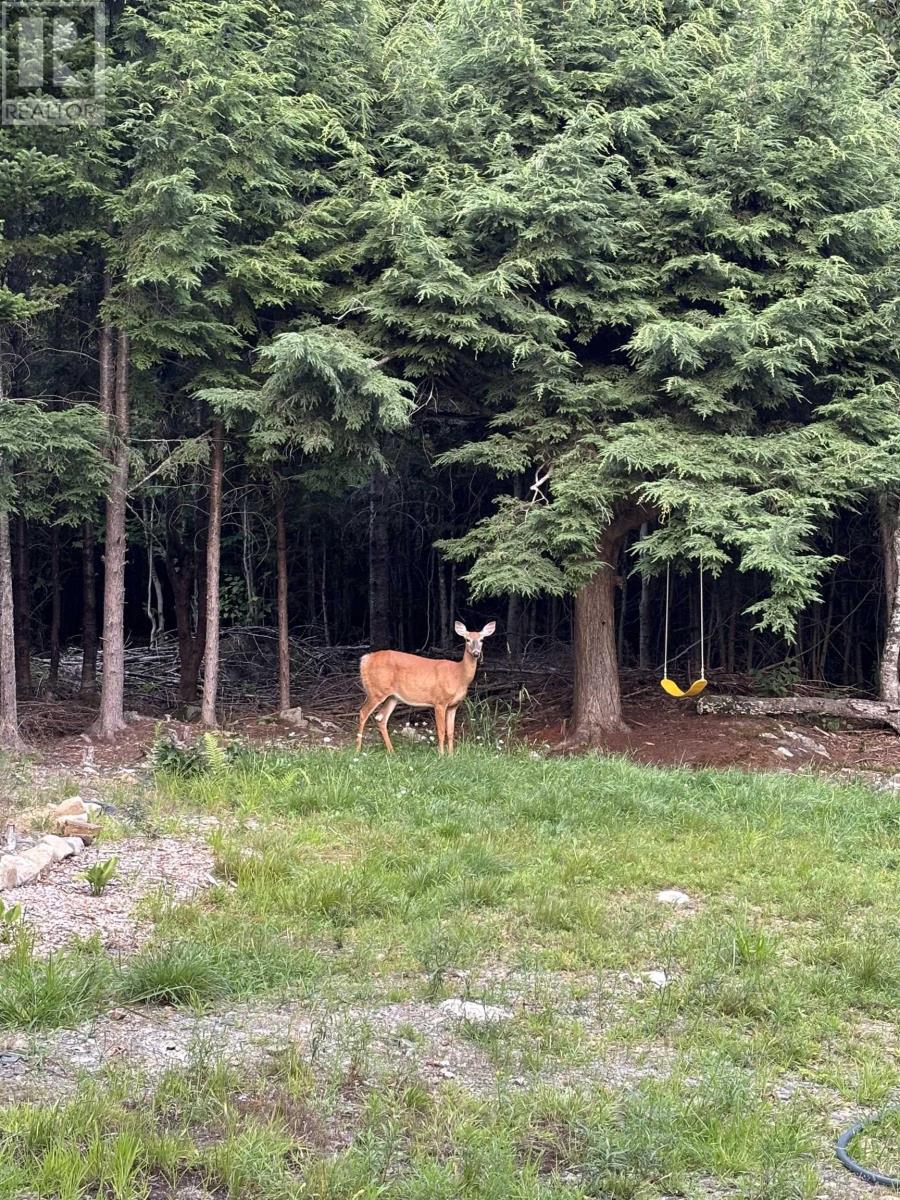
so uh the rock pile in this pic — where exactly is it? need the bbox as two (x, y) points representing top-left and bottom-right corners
(0, 797), (98, 890)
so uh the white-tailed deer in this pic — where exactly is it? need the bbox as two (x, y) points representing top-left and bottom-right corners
(357, 620), (496, 754)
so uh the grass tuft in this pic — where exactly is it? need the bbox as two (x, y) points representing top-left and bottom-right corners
(0, 930), (110, 1030)
(117, 943), (229, 1009)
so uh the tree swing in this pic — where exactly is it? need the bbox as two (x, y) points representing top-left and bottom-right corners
(660, 561), (707, 698)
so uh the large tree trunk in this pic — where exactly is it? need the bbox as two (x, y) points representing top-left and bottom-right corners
(569, 531), (628, 743)
(11, 514), (32, 699)
(80, 518), (98, 694)
(879, 499), (900, 704)
(274, 479), (291, 711)
(94, 327), (129, 740)
(200, 419), (224, 728)
(0, 511), (22, 750)
(48, 525), (61, 690)
(368, 468), (391, 649)
(698, 692), (900, 735)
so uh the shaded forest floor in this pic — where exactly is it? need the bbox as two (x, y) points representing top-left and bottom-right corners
(16, 680), (900, 784)
(22, 631), (900, 780)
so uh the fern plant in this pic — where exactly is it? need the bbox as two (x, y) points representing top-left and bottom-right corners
(201, 732), (229, 776)
(80, 857), (119, 897)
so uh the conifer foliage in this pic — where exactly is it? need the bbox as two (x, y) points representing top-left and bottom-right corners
(1, 0), (900, 740)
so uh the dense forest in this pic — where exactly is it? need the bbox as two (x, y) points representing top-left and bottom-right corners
(3, 0), (900, 749)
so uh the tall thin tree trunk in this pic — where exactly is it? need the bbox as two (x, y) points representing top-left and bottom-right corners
(200, 419), (224, 728)
(506, 592), (522, 658)
(879, 498), (900, 704)
(304, 521), (315, 627)
(95, 328), (130, 739)
(368, 468), (391, 649)
(164, 501), (207, 708)
(616, 534), (630, 667)
(0, 511), (22, 750)
(11, 514), (32, 699)
(274, 479), (291, 711)
(48, 525), (61, 689)
(437, 557), (449, 650)
(0, 347), (23, 748)
(569, 529), (628, 743)
(321, 542), (330, 647)
(726, 574), (738, 674)
(241, 495), (259, 624)
(637, 523), (652, 670)
(80, 518), (98, 694)
(817, 572), (837, 682)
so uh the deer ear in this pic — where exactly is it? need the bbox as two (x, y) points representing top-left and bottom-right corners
(481, 621), (496, 637)
(454, 620), (468, 638)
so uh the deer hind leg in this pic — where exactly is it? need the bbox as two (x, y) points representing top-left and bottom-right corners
(357, 694), (388, 751)
(446, 704), (458, 755)
(375, 696), (398, 753)
(434, 704), (448, 755)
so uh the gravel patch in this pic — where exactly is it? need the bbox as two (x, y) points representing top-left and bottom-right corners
(6, 836), (215, 955)
(0, 989), (675, 1106)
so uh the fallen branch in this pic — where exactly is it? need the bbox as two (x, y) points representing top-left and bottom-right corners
(697, 693), (900, 735)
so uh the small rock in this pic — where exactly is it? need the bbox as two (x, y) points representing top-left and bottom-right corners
(20, 844), (54, 874)
(645, 970), (669, 988)
(55, 818), (100, 844)
(65, 837), (86, 855)
(52, 796), (88, 819)
(438, 998), (513, 1024)
(40, 834), (77, 862)
(656, 888), (691, 906)
(280, 706), (308, 729)
(784, 730), (830, 758)
(108, 1008), (128, 1021)
(83, 802), (103, 816)
(774, 746), (794, 758)
(0, 853), (41, 889)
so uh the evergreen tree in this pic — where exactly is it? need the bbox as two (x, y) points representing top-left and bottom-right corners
(366, 0), (900, 739)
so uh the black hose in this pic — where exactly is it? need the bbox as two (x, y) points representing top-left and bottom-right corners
(836, 1115), (900, 1189)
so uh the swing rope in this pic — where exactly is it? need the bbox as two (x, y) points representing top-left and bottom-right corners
(698, 556), (705, 681)
(664, 563), (671, 681)
(661, 558), (707, 698)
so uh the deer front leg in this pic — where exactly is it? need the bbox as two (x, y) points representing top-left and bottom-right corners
(446, 704), (458, 755)
(434, 704), (447, 754)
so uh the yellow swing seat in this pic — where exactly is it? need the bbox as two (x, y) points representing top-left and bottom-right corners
(660, 676), (707, 698)
(659, 558), (708, 700)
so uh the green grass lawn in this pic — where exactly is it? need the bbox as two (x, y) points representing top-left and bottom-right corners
(1, 744), (898, 1198)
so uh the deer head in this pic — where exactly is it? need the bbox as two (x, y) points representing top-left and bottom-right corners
(454, 620), (496, 660)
